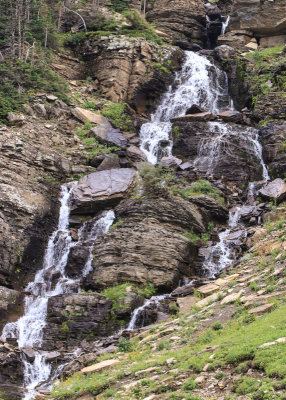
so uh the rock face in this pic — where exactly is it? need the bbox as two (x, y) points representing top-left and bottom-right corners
(146, 0), (206, 45)
(0, 340), (24, 399)
(229, 0), (286, 38)
(69, 169), (136, 215)
(0, 117), (93, 289)
(172, 121), (265, 183)
(78, 35), (182, 112)
(0, 287), (23, 332)
(82, 196), (227, 291)
(43, 293), (114, 350)
(258, 179), (286, 204)
(260, 122), (286, 179)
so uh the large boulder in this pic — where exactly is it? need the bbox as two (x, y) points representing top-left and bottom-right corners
(0, 287), (23, 332)
(258, 179), (286, 204)
(69, 168), (136, 215)
(0, 341), (24, 399)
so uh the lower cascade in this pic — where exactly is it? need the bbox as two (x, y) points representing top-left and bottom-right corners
(2, 185), (115, 399)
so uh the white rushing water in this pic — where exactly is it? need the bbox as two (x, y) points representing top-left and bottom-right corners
(140, 51), (233, 164)
(221, 16), (230, 35)
(2, 184), (115, 399)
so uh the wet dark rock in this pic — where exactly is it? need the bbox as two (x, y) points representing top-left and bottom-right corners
(96, 155), (121, 172)
(69, 168), (135, 215)
(185, 104), (205, 115)
(258, 179), (286, 204)
(172, 121), (265, 183)
(66, 244), (90, 278)
(0, 344), (24, 387)
(260, 122), (286, 179)
(0, 287), (23, 333)
(171, 284), (194, 297)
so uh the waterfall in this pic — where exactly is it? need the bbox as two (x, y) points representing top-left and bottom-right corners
(221, 16), (230, 35)
(130, 50), (270, 330)
(139, 51), (232, 164)
(2, 184), (115, 399)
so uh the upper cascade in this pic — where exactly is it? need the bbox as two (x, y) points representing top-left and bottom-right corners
(139, 51), (233, 164)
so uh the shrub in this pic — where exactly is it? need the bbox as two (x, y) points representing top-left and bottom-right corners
(0, 58), (69, 122)
(118, 337), (133, 352)
(138, 163), (174, 196)
(172, 179), (224, 203)
(233, 376), (259, 395)
(102, 103), (133, 131)
(211, 321), (223, 331)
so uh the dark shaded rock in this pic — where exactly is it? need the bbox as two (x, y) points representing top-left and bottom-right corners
(0, 384), (25, 400)
(69, 169), (135, 215)
(0, 345), (24, 387)
(89, 122), (127, 149)
(258, 179), (286, 204)
(189, 196), (228, 223)
(171, 284), (194, 297)
(172, 121), (265, 183)
(66, 244), (90, 278)
(185, 104), (205, 115)
(260, 122), (286, 179)
(22, 347), (35, 363)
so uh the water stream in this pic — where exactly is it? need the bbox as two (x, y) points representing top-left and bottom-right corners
(2, 185), (115, 399)
(139, 51), (233, 164)
(221, 16), (230, 35)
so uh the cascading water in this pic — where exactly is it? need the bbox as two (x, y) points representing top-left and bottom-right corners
(139, 51), (233, 164)
(2, 185), (115, 399)
(221, 16), (230, 35)
(129, 49), (270, 329)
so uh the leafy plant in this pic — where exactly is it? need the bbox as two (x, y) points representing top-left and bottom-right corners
(102, 103), (133, 131)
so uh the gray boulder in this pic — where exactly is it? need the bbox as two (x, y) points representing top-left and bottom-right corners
(258, 178), (286, 203)
(89, 120), (127, 149)
(70, 168), (135, 214)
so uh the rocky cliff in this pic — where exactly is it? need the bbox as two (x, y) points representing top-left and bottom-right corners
(0, 0), (286, 399)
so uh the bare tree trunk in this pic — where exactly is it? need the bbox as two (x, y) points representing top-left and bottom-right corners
(25, 41), (35, 61)
(44, 26), (48, 47)
(64, 6), (87, 32)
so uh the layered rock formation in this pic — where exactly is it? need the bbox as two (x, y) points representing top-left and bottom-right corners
(79, 36), (183, 112)
(146, 0), (206, 47)
(81, 196), (228, 291)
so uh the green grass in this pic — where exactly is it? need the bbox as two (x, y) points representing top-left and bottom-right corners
(172, 179), (224, 203)
(52, 297), (286, 399)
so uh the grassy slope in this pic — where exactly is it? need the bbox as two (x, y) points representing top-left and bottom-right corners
(51, 209), (286, 400)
